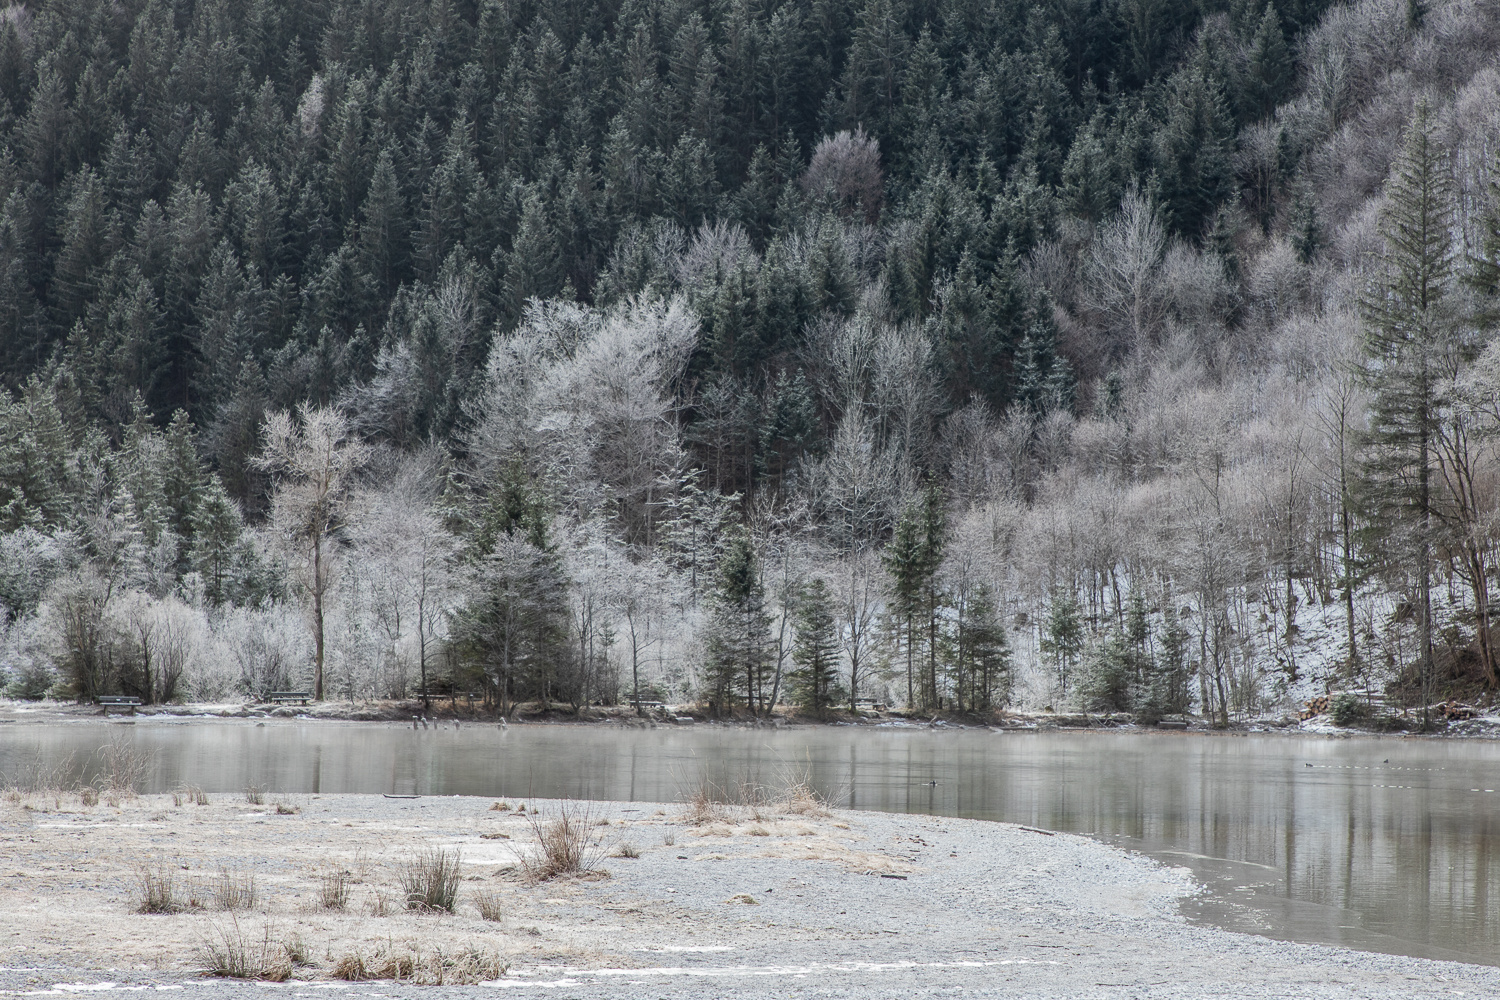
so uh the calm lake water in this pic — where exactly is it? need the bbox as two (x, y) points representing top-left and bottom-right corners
(2, 719), (1497, 966)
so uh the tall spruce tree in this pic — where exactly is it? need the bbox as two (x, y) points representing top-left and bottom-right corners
(1041, 588), (1084, 697)
(961, 582), (1012, 712)
(882, 497), (924, 708)
(882, 483), (946, 711)
(1358, 100), (1457, 726)
(789, 577), (841, 717)
(704, 531), (772, 715)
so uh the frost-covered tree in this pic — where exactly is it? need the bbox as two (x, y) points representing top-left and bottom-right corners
(254, 406), (371, 700)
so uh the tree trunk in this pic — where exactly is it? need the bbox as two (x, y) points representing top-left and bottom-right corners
(313, 533), (325, 701)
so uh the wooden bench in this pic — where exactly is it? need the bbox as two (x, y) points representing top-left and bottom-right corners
(267, 691), (312, 705)
(632, 700), (666, 711)
(98, 695), (141, 714)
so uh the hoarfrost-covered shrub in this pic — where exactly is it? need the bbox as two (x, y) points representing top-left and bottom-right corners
(0, 527), (72, 623)
(2, 612), (56, 699)
(214, 604), (312, 700)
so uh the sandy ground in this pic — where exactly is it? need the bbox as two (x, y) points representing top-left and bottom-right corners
(1, 791), (1499, 998)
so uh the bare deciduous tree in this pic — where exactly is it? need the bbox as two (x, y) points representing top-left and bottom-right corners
(803, 129), (883, 224)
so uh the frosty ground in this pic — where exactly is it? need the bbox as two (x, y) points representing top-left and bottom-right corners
(1, 792), (1497, 999)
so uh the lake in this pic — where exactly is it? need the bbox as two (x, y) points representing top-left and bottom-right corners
(1, 719), (1495, 966)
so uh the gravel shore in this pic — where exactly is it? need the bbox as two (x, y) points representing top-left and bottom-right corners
(2, 791), (1498, 997)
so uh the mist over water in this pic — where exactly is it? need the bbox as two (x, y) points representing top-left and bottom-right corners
(3, 721), (1497, 965)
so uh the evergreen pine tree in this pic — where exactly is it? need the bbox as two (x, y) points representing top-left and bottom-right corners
(703, 530), (772, 715)
(964, 582), (1012, 712)
(1290, 184), (1322, 264)
(789, 577), (841, 717)
(918, 482), (947, 709)
(882, 498), (925, 709)
(189, 477), (253, 606)
(1040, 588), (1083, 698)
(1246, 5), (1291, 118)
(453, 457), (571, 712)
(1357, 99), (1457, 728)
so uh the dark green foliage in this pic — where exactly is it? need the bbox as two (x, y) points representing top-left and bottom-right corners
(1081, 634), (1133, 712)
(955, 582), (1011, 712)
(789, 577), (842, 716)
(1154, 54), (1238, 238)
(1140, 614), (1192, 720)
(450, 459), (571, 710)
(703, 530), (772, 714)
(1289, 184), (1322, 264)
(1331, 692), (1367, 726)
(1246, 5), (1292, 118)
(882, 483), (947, 710)
(1041, 589), (1083, 696)
(0, 0), (1261, 490)
(1357, 100), (1458, 718)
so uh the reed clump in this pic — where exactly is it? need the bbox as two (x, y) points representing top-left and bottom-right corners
(474, 889), (505, 922)
(398, 848), (461, 912)
(520, 802), (607, 882)
(198, 917), (292, 981)
(136, 862), (184, 914)
(211, 867), (258, 910)
(319, 870), (352, 910)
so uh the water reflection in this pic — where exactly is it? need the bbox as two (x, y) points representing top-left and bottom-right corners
(2, 721), (1497, 965)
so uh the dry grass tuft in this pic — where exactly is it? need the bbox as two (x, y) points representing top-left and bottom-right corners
(136, 862), (184, 914)
(244, 785), (265, 805)
(474, 889), (505, 921)
(685, 788), (731, 826)
(319, 870), (352, 910)
(332, 943), (506, 984)
(198, 917), (292, 980)
(283, 933), (311, 967)
(520, 802), (607, 882)
(275, 801), (299, 815)
(399, 848), (461, 912)
(662, 829), (676, 846)
(780, 777), (832, 818)
(679, 772), (779, 825)
(210, 867), (258, 910)
(614, 841), (640, 858)
(79, 786), (98, 807)
(332, 952), (369, 980)
(490, 800), (510, 811)
(366, 890), (394, 916)
(97, 737), (151, 799)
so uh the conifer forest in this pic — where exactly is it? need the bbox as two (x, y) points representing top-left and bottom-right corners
(1, 0), (1499, 721)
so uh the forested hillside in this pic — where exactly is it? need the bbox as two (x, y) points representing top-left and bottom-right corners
(1, 0), (1498, 720)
